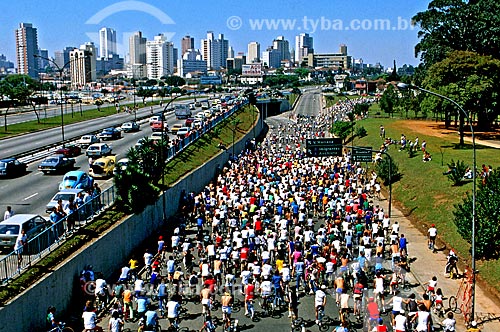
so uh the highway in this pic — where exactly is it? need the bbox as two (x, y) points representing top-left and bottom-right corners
(0, 98), (210, 218)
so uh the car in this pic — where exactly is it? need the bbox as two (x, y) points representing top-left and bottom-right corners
(98, 127), (122, 140)
(0, 214), (49, 250)
(77, 134), (100, 148)
(55, 144), (81, 157)
(150, 132), (163, 140)
(194, 113), (205, 121)
(192, 120), (202, 128)
(149, 115), (162, 124)
(120, 121), (140, 132)
(89, 156), (116, 178)
(113, 158), (129, 176)
(195, 101), (202, 107)
(170, 124), (183, 134)
(38, 154), (76, 174)
(86, 143), (112, 157)
(176, 127), (190, 138)
(188, 103), (196, 110)
(58, 171), (93, 191)
(46, 189), (85, 213)
(150, 121), (168, 132)
(184, 118), (195, 127)
(0, 158), (27, 177)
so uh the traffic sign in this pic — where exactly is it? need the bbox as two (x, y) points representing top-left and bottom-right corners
(353, 146), (373, 162)
(306, 138), (342, 157)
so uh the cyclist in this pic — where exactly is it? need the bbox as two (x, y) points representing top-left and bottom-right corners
(200, 283), (212, 315)
(366, 297), (380, 331)
(339, 288), (350, 323)
(271, 269), (284, 307)
(427, 224), (437, 251)
(141, 305), (159, 332)
(287, 286), (299, 319)
(46, 306), (58, 330)
(128, 257), (139, 280)
(94, 273), (108, 308)
(118, 265), (130, 283)
(244, 278), (255, 318)
(108, 310), (124, 332)
(221, 291), (234, 329)
(166, 296), (181, 330)
(314, 284), (327, 325)
(157, 278), (167, 316)
(259, 277), (273, 311)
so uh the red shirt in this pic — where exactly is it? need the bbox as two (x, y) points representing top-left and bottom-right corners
(245, 284), (255, 300)
(367, 302), (379, 319)
(204, 278), (217, 293)
(254, 220), (262, 231)
(377, 325), (388, 332)
(240, 247), (249, 260)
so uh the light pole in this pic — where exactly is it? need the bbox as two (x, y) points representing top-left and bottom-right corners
(397, 82), (477, 321)
(34, 54), (88, 142)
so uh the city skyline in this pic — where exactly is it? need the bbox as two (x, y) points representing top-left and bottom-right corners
(0, 0), (429, 69)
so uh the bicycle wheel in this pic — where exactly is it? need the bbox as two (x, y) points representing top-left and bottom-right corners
(448, 296), (457, 313)
(319, 322), (329, 332)
(62, 327), (75, 332)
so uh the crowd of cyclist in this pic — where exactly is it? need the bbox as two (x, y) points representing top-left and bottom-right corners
(50, 102), (473, 332)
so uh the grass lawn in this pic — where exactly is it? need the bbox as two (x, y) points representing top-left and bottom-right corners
(163, 105), (259, 186)
(354, 113), (500, 293)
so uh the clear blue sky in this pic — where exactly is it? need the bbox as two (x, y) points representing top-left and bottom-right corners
(1, 0), (430, 68)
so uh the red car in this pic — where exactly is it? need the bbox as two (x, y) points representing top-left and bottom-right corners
(185, 118), (195, 127)
(56, 144), (82, 157)
(150, 121), (168, 132)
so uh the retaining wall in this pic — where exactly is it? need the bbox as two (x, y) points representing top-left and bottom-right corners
(0, 111), (263, 332)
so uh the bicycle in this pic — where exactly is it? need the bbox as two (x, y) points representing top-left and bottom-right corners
(48, 322), (74, 332)
(317, 305), (331, 332)
(290, 317), (304, 332)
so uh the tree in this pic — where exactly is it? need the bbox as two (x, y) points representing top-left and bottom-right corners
(446, 159), (469, 186)
(136, 88), (154, 105)
(421, 51), (500, 138)
(453, 168), (500, 259)
(375, 157), (400, 186)
(413, 0), (500, 69)
(331, 121), (353, 144)
(164, 76), (186, 87)
(379, 84), (398, 117)
(295, 68), (309, 80)
(0, 75), (37, 128)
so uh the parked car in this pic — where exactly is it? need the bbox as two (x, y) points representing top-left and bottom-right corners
(120, 121), (140, 132)
(45, 189), (85, 213)
(77, 134), (100, 148)
(0, 214), (49, 250)
(0, 158), (27, 177)
(38, 154), (76, 174)
(86, 143), (112, 157)
(150, 121), (168, 132)
(89, 156), (116, 178)
(55, 144), (81, 157)
(184, 118), (195, 127)
(58, 171), (93, 191)
(176, 127), (190, 138)
(98, 127), (122, 140)
(170, 124), (183, 134)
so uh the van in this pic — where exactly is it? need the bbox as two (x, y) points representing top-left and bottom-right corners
(0, 214), (48, 250)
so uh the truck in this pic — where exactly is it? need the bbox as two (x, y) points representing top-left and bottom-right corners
(174, 104), (192, 119)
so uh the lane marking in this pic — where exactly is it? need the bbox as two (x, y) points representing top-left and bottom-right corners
(23, 193), (39, 201)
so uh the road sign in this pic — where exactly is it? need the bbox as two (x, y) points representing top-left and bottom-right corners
(306, 138), (342, 157)
(353, 146), (373, 162)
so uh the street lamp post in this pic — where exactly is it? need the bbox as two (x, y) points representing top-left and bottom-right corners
(397, 82), (477, 321)
(34, 54), (87, 142)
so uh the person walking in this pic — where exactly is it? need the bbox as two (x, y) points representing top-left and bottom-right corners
(3, 206), (14, 220)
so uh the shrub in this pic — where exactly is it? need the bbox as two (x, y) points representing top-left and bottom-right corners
(375, 157), (400, 185)
(446, 159), (469, 185)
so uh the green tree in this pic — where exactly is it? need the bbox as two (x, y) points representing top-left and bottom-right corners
(295, 68), (309, 80)
(453, 168), (500, 259)
(331, 121), (353, 144)
(0, 75), (37, 128)
(446, 159), (469, 186)
(136, 87), (154, 105)
(421, 51), (500, 139)
(413, 0), (500, 69)
(164, 76), (186, 87)
(379, 84), (397, 117)
(375, 157), (400, 186)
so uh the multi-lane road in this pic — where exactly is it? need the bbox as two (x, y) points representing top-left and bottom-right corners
(0, 98), (209, 218)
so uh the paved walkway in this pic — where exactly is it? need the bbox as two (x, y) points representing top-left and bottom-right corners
(374, 190), (500, 332)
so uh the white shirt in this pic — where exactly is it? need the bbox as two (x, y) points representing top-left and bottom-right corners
(416, 311), (430, 331)
(3, 210), (13, 220)
(260, 280), (272, 294)
(14, 233), (27, 251)
(82, 311), (97, 329)
(281, 267), (290, 281)
(134, 279), (144, 292)
(315, 289), (326, 307)
(166, 301), (180, 318)
(428, 227), (437, 237)
(119, 266), (130, 280)
(392, 295), (403, 312)
(95, 278), (107, 295)
(394, 314), (407, 331)
(144, 252), (153, 266)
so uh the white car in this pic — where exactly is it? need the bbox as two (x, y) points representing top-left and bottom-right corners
(176, 127), (190, 138)
(86, 143), (112, 157)
(77, 134), (100, 148)
(149, 115), (161, 124)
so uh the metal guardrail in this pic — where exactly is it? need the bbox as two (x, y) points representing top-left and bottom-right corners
(0, 186), (115, 284)
(0, 100), (249, 284)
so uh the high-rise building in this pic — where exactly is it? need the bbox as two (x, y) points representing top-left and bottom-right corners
(15, 23), (39, 78)
(37, 49), (49, 69)
(201, 31), (229, 70)
(128, 31), (147, 79)
(247, 42), (260, 64)
(295, 33), (314, 63)
(70, 42), (97, 87)
(146, 34), (174, 79)
(99, 27), (117, 59)
(228, 46), (235, 59)
(0, 54), (15, 72)
(178, 49), (207, 77)
(54, 47), (74, 70)
(181, 35), (194, 57)
(262, 47), (281, 69)
(273, 36), (290, 62)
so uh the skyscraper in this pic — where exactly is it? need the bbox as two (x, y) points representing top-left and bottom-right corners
(70, 42), (97, 87)
(15, 23), (39, 78)
(99, 27), (117, 59)
(247, 42), (260, 64)
(129, 31), (146, 65)
(181, 35), (194, 57)
(273, 36), (290, 62)
(37, 49), (49, 70)
(262, 47), (281, 68)
(146, 34), (174, 79)
(201, 31), (229, 70)
(54, 47), (74, 71)
(295, 33), (314, 64)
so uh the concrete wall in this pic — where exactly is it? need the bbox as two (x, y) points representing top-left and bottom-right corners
(0, 111), (263, 332)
